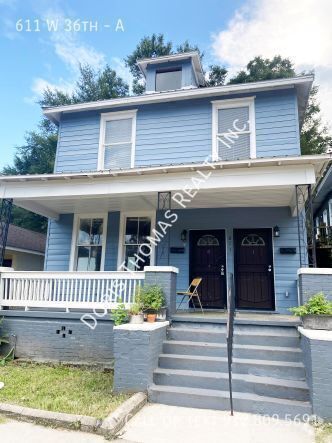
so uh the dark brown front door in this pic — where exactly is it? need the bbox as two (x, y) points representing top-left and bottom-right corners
(234, 228), (275, 310)
(189, 230), (227, 309)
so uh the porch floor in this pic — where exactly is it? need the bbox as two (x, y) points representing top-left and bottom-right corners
(171, 311), (300, 327)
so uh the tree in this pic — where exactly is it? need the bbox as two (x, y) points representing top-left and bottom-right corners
(229, 56), (331, 154)
(206, 65), (228, 87)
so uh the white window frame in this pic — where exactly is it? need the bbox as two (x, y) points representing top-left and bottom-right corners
(211, 96), (256, 161)
(323, 209), (328, 226)
(69, 213), (108, 271)
(117, 211), (156, 269)
(98, 109), (137, 170)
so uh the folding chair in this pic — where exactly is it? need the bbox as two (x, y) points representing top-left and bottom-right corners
(176, 277), (204, 313)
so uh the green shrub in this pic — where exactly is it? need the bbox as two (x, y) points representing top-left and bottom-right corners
(111, 300), (128, 326)
(290, 293), (332, 316)
(128, 303), (143, 316)
(136, 285), (165, 312)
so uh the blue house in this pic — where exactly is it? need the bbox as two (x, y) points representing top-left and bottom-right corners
(1, 52), (331, 417)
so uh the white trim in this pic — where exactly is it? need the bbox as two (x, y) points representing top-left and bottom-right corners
(323, 209), (328, 225)
(211, 97), (256, 161)
(298, 267), (332, 275)
(329, 199), (332, 226)
(5, 246), (45, 257)
(98, 110), (137, 170)
(144, 266), (178, 273)
(117, 211), (156, 269)
(42, 75), (314, 123)
(69, 213), (108, 271)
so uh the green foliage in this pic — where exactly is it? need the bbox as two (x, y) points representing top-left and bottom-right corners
(40, 64), (129, 107)
(111, 300), (128, 326)
(229, 56), (296, 84)
(128, 302), (143, 316)
(206, 65), (228, 87)
(0, 318), (10, 366)
(290, 293), (332, 316)
(136, 285), (165, 312)
(0, 318), (9, 347)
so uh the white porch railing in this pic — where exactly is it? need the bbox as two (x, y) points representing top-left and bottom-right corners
(0, 271), (145, 310)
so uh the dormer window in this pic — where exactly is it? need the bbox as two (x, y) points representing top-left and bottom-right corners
(155, 67), (182, 92)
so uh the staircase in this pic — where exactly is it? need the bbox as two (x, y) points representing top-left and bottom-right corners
(149, 318), (312, 417)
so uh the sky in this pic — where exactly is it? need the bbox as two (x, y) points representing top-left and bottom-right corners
(0, 0), (331, 170)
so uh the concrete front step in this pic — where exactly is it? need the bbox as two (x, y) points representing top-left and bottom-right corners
(163, 340), (302, 362)
(153, 368), (309, 401)
(159, 354), (306, 380)
(168, 327), (300, 347)
(148, 384), (312, 418)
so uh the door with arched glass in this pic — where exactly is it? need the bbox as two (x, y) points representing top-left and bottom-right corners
(234, 228), (275, 310)
(189, 230), (227, 309)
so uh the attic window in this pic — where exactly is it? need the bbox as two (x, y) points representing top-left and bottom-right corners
(155, 67), (182, 92)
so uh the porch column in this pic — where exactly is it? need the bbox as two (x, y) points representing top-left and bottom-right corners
(144, 266), (178, 319)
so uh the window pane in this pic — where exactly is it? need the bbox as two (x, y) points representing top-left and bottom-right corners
(138, 217), (151, 243)
(125, 218), (139, 244)
(156, 68), (182, 92)
(91, 218), (103, 245)
(125, 245), (150, 271)
(105, 118), (132, 144)
(104, 143), (131, 169)
(78, 219), (91, 245)
(218, 133), (250, 160)
(76, 246), (102, 271)
(218, 106), (249, 134)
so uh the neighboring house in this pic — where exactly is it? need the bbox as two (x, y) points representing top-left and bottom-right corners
(0, 52), (331, 417)
(313, 164), (332, 267)
(3, 224), (45, 270)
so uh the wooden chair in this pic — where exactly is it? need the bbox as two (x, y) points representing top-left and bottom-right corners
(176, 277), (204, 313)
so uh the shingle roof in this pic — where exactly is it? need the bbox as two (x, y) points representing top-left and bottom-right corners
(6, 224), (46, 254)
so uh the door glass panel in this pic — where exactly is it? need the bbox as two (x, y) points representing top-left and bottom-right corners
(241, 234), (265, 246)
(197, 234), (220, 246)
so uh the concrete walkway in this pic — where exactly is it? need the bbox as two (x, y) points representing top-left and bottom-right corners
(0, 417), (105, 443)
(118, 404), (315, 443)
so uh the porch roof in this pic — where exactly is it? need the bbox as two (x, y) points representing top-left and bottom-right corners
(0, 155), (329, 220)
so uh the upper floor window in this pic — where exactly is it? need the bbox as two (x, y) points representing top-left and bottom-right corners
(212, 97), (256, 161)
(155, 67), (182, 92)
(98, 110), (137, 170)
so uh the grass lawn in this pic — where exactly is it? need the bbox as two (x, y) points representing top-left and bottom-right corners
(316, 422), (332, 443)
(0, 360), (128, 419)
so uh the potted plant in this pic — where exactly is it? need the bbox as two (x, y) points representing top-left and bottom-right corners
(290, 292), (332, 330)
(111, 300), (128, 326)
(128, 302), (144, 324)
(136, 285), (165, 323)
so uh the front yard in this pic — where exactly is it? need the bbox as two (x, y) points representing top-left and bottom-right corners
(0, 361), (128, 419)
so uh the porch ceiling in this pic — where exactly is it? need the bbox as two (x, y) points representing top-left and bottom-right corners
(12, 185), (297, 218)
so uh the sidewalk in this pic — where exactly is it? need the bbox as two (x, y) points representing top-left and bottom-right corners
(118, 404), (315, 443)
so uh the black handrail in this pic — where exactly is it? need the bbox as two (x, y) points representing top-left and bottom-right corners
(226, 272), (235, 416)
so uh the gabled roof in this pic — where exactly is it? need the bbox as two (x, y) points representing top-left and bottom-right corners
(42, 75), (314, 126)
(6, 224), (46, 255)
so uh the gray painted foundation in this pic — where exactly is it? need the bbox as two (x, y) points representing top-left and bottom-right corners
(300, 327), (332, 420)
(298, 269), (332, 304)
(1, 310), (114, 366)
(113, 322), (169, 392)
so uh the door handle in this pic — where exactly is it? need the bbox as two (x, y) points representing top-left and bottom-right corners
(268, 265), (272, 272)
(220, 265), (225, 276)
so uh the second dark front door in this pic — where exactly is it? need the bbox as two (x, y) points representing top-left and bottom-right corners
(234, 228), (275, 310)
(189, 230), (227, 309)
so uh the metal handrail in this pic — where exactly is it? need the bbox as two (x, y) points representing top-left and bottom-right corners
(226, 272), (235, 416)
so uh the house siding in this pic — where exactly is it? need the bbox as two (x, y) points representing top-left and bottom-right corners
(54, 89), (300, 173)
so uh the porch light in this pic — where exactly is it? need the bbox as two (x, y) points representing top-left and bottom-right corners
(273, 226), (280, 238)
(181, 229), (188, 243)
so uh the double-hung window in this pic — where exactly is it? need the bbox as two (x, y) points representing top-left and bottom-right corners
(212, 98), (256, 161)
(71, 215), (107, 271)
(120, 215), (153, 271)
(99, 110), (137, 170)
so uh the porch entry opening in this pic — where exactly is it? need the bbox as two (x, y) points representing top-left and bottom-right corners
(189, 230), (227, 309)
(234, 228), (275, 310)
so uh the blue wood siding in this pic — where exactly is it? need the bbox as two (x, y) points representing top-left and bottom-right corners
(44, 214), (73, 270)
(54, 89), (300, 173)
(157, 206), (301, 314)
